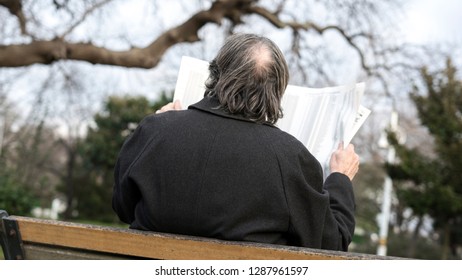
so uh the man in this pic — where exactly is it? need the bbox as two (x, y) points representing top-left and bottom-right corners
(112, 33), (359, 251)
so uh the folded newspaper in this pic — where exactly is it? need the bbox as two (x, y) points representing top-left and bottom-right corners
(173, 56), (371, 176)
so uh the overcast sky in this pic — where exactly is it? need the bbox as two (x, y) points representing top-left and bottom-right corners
(403, 0), (462, 46)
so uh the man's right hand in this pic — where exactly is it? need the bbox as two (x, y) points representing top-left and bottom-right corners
(329, 142), (360, 181)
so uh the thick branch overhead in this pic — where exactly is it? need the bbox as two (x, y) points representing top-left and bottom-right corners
(0, 0), (376, 74)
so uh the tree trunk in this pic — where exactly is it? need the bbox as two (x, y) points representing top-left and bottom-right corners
(63, 145), (77, 220)
(441, 222), (450, 260)
(407, 216), (422, 258)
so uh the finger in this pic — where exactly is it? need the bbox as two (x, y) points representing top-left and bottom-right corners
(165, 102), (175, 110)
(345, 143), (355, 152)
(156, 102), (173, 114)
(173, 100), (182, 110)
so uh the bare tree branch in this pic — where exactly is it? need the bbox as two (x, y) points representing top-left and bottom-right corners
(0, 0), (259, 68)
(247, 5), (373, 75)
(0, 0), (398, 80)
(0, 0), (28, 35)
(60, 0), (113, 39)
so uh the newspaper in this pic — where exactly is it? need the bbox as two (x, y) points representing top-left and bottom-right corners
(173, 56), (370, 176)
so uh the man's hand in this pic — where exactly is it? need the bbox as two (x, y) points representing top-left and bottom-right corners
(156, 100), (182, 113)
(329, 142), (360, 181)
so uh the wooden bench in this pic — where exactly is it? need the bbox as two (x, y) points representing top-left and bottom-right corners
(0, 210), (397, 260)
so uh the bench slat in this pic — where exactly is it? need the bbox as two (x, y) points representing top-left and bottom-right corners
(6, 216), (395, 260)
(22, 244), (128, 260)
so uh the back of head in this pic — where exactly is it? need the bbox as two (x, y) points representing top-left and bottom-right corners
(204, 33), (289, 124)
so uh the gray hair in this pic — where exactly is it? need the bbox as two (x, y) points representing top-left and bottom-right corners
(204, 33), (289, 124)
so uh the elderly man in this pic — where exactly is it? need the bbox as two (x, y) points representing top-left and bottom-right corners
(112, 33), (359, 251)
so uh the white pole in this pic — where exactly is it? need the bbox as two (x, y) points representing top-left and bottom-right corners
(377, 111), (398, 256)
(377, 174), (393, 255)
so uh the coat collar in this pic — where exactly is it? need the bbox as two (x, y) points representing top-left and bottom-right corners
(189, 96), (275, 127)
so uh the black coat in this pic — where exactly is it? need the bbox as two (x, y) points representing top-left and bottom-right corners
(112, 96), (355, 251)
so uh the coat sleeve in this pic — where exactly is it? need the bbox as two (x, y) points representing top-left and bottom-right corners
(112, 118), (153, 224)
(281, 144), (355, 251)
(320, 172), (356, 251)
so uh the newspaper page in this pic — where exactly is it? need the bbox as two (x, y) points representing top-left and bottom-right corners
(278, 83), (370, 175)
(173, 56), (370, 175)
(173, 56), (210, 108)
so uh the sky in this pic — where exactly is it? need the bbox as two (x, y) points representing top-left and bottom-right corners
(403, 0), (462, 46)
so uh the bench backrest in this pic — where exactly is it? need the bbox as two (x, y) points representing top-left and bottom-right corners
(1, 211), (396, 260)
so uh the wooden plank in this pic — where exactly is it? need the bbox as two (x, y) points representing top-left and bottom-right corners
(23, 244), (128, 260)
(10, 216), (392, 260)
